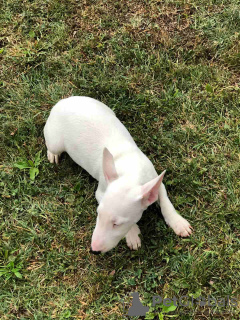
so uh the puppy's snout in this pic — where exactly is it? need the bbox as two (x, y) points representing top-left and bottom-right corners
(90, 249), (101, 255)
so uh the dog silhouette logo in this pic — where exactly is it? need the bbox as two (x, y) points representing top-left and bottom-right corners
(127, 292), (149, 316)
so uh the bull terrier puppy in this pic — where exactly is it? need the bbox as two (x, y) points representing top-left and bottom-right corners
(44, 96), (192, 253)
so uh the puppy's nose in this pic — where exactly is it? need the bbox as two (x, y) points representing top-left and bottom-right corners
(90, 249), (101, 255)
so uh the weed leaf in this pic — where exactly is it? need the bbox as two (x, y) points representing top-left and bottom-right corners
(34, 151), (41, 167)
(14, 272), (23, 279)
(30, 167), (39, 180)
(14, 161), (31, 169)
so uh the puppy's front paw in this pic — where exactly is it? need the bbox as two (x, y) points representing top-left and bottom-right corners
(167, 215), (193, 237)
(125, 224), (141, 250)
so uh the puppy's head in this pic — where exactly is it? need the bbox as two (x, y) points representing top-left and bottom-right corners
(91, 148), (165, 253)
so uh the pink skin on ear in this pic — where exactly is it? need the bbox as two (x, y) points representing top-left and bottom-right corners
(141, 170), (166, 208)
(103, 147), (118, 183)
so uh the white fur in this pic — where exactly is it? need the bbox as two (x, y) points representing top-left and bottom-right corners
(44, 96), (192, 253)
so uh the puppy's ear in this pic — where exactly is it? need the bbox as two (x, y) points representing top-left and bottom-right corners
(141, 170), (166, 208)
(103, 148), (118, 184)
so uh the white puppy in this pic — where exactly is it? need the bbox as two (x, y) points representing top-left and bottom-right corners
(44, 96), (192, 253)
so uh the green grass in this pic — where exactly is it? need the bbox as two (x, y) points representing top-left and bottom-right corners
(1, 0), (240, 319)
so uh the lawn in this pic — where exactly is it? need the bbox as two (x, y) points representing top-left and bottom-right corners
(1, 0), (240, 319)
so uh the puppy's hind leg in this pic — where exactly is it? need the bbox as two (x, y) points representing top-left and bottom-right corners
(47, 150), (60, 164)
(44, 121), (64, 165)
